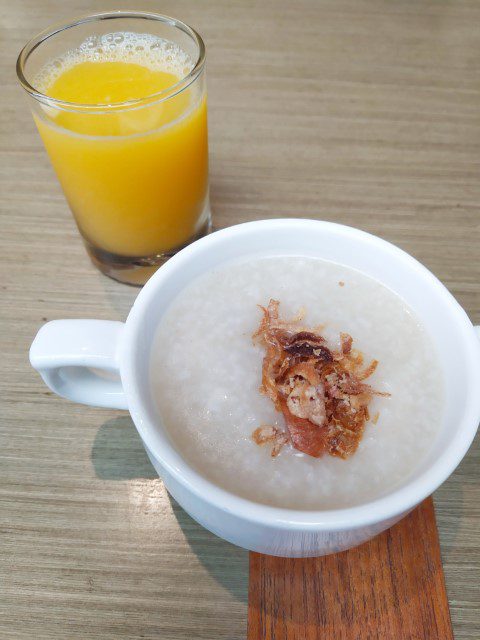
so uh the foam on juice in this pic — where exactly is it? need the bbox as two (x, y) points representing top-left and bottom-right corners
(34, 32), (194, 100)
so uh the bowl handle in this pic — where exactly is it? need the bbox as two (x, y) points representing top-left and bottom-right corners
(29, 320), (127, 410)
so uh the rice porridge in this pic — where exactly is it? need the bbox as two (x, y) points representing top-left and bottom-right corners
(150, 256), (444, 509)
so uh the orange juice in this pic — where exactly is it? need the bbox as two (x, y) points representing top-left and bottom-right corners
(34, 33), (209, 258)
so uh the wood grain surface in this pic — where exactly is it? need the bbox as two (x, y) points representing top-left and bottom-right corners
(248, 498), (453, 640)
(1, 1), (479, 639)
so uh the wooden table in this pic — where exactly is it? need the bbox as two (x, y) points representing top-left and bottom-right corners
(1, 1), (479, 638)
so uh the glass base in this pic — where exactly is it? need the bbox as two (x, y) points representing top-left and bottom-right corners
(85, 216), (212, 286)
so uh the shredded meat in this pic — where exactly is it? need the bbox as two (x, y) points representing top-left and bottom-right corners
(252, 425), (289, 457)
(252, 299), (389, 459)
(340, 332), (353, 355)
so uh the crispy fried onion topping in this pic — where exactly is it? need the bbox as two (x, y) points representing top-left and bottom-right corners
(252, 299), (389, 459)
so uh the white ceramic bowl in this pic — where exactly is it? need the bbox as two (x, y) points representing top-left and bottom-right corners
(30, 219), (480, 557)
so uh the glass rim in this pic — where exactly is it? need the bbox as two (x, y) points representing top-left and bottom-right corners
(16, 10), (206, 112)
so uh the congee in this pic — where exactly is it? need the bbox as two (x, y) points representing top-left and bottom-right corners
(150, 256), (444, 509)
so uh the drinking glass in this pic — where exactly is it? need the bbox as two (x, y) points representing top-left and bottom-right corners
(17, 11), (210, 285)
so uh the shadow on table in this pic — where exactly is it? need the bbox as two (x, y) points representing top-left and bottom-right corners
(91, 415), (249, 604)
(92, 415), (157, 479)
(168, 492), (249, 604)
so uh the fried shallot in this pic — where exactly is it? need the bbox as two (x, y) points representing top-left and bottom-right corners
(252, 299), (389, 459)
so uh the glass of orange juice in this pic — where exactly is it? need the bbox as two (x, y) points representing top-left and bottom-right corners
(17, 11), (210, 285)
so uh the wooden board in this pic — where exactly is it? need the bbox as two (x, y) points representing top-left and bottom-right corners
(248, 498), (453, 640)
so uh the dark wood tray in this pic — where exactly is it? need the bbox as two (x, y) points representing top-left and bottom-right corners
(248, 498), (453, 640)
